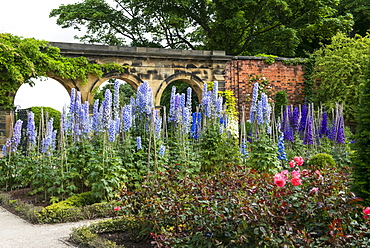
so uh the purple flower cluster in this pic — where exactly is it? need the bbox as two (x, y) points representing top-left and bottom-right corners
(113, 81), (120, 120)
(135, 81), (153, 117)
(42, 118), (57, 154)
(191, 112), (202, 140)
(27, 111), (36, 147)
(280, 104), (346, 145)
(122, 105), (132, 132)
(201, 82), (223, 118)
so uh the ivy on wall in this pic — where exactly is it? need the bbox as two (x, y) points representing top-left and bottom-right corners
(0, 33), (127, 109)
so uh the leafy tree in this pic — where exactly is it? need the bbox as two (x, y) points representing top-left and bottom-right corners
(50, 0), (354, 57)
(337, 0), (370, 37)
(312, 32), (370, 122)
(94, 79), (136, 105)
(0, 33), (126, 110)
(351, 61), (370, 205)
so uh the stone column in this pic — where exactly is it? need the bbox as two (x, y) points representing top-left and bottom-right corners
(0, 106), (9, 158)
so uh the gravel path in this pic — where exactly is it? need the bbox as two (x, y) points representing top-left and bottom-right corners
(0, 206), (102, 248)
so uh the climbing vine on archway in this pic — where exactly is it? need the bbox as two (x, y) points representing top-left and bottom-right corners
(0, 33), (127, 109)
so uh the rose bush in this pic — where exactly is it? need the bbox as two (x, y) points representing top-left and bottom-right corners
(117, 163), (370, 247)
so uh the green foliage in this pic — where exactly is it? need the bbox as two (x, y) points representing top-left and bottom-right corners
(312, 32), (370, 122)
(0, 33), (126, 109)
(245, 135), (281, 174)
(274, 91), (288, 118)
(197, 120), (241, 173)
(308, 153), (336, 167)
(337, 0), (370, 37)
(351, 61), (370, 205)
(50, 0), (354, 56)
(118, 166), (370, 247)
(94, 80), (136, 106)
(70, 219), (130, 248)
(254, 54), (278, 64)
(30, 106), (61, 131)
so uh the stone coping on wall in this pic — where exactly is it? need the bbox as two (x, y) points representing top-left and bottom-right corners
(49, 42), (232, 61)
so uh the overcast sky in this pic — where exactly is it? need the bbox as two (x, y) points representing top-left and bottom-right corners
(0, 0), (84, 111)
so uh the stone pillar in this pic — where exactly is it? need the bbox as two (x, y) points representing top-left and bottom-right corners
(0, 106), (10, 158)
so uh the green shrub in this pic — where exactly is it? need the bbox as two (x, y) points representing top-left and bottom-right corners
(308, 153), (336, 167)
(70, 219), (128, 248)
(352, 61), (370, 205)
(274, 91), (288, 118)
(30, 106), (61, 131)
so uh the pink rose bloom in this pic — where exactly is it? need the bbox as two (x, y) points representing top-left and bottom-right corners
(291, 177), (302, 186)
(363, 207), (370, 215)
(274, 173), (286, 187)
(281, 170), (289, 180)
(292, 170), (300, 178)
(289, 160), (295, 168)
(114, 206), (122, 211)
(294, 156), (304, 166)
(315, 170), (323, 178)
(310, 187), (319, 194)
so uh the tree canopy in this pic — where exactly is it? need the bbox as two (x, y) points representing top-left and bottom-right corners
(50, 0), (358, 57)
(0, 33), (126, 109)
(312, 32), (370, 122)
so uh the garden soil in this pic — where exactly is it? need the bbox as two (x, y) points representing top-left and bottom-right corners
(0, 206), (101, 248)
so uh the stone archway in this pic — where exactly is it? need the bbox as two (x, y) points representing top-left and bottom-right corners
(154, 72), (204, 106)
(89, 73), (142, 104)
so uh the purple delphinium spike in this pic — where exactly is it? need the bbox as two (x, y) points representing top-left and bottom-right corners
(216, 97), (223, 117)
(212, 81), (219, 106)
(136, 81), (153, 117)
(154, 110), (162, 138)
(303, 115), (314, 145)
(42, 118), (55, 153)
(240, 139), (248, 157)
(277, 133), (288, 160)
(319, 111), (330, 138)
(80, 101), (91, 135)
(109, 119), (117, 142)
(182, 107), (191, 134)
(27, 111), (36, 147)
(69, 88), (76, 116)
(102, 89), (113, 130)
(292, 106), (300, 131)
(10, 120), (23, 152)
(159, 145), (166, 157)
(299, 105), (308, 134)
(92, 99), (101, 132)
(186, 87), (192, 110)
(191, 112), (202, 139)
(335, 116), (345, 144)
(169, 86), (177, 123)
(250, 82), (259, 122)
(257, 100), (263, 125)
(122, 105), (132, 132)
(202, 90), (212, 118)
(113, 81), (120, 120)
(136, 136), (142, 150)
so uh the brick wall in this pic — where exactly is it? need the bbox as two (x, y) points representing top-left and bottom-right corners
(224, 57), (305, 117)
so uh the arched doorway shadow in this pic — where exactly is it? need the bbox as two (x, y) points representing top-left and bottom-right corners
(155, 73), (204, 107)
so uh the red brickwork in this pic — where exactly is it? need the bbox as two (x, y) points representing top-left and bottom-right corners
(225, 58), (305, 116)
